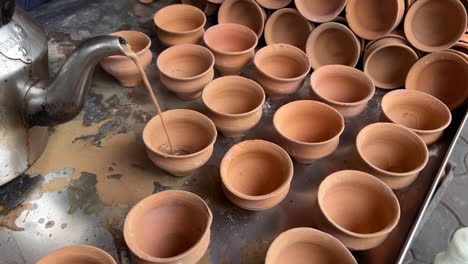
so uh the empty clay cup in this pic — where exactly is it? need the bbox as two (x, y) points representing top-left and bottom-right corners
(218, 0), (266, 37)
(203, 23), (258, 75)
(181, 0), (219, 16)
(363, 37), (419, 89)
(356, 123), (429, 189)
(295, 0), (347, 23)
(157, 44), (215, 100)
(264, 8), (314, 51)
(381, 89), (452, 145)
(100, 31), (152, 87)
(310, 65), (375, 117)
(202, 76), (265, 138)
(255, 0), (292, 9)
(406, 51), (468, 110)
(124, 190), (212, 264)
(265, 228), (357, 264)
(317, 170), (401, 250)
(273, 100), (345, 164)
(37, 245), (116, 264)
(346, 0), (405, 40)
(142, 109), (217, 176)
(447, 44), (468, 62)
(154, 4), (206, 46)
(404, 0), (467, 52)
(254, 44), (311, 100)
(220, 140), (293, 211)
(306, 22), (360, 70)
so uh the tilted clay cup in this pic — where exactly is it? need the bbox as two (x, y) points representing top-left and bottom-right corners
(220, 140), (293, 211)
(273, 100), (345, 164)
(157, 44), (215, 100)
(381, 89), (452, 145)
(346, 0), (405, 40)
(255, 0), (292, 9)
(37, 245), (116, 264)
(154, 4), (206, 46)
(310, 65), (375, 117)
(363, 37), (419, 89)
(203, 23), (258, 76)
(404, 0), (467, 52)
(202, 76), (265, 138)
(264, 8), (314, 51)
(306, 22), (360, 70)
(100, 31), (152, 87)
(265, 228), (357, 264)
(124, 190), (212, 264)
(142, 109), (217, 176)
(356, 123), (429, 189)
(295, 0), (347, 23)
(316, 170), (401, 250)
(405, 52), (468, 110)
(218, 0), (266, 37)
(254, 44), (310, 100)
(181, 0), (219, 16)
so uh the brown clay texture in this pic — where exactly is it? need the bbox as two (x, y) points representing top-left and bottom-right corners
(157, 44), (215, 100)
(265, 227), (357, 264)
(306, 22), (360, 70)
(295, 0), (347, 23)
(154, 4), (206, 46)
(356, 123), (429, 190)
(100, 31), (152, 87)
(405, 51), (468, 110)
(381, 89), (452, 145)
(310, 65), (375, 117)
(218, 0), (266, 37)
(317, 170), (401, 250)
(346, 0), (405, 40)
(37, 245), (117, 264)
(142, 109), (217, 176)
(202, 76), (265, 138)
(404, 0), (467, 52)
(254, 44), (310, 100)
(264, 8), (314, 51)
(220, 140), (293, 211)
(273, 100), (344, 164)
(181, 0), (219, 16)
(124, 190), (212, 264)
(363, 37), (419, 89)
(203, 23), (258, 76)
(255, 0), (292, 9)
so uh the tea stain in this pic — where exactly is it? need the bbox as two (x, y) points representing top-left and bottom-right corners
(60, 223), (67, 229)
(67, 172), (99, 215)
(41, 177), (68, 193)
(0, 204), (31, 231)
(240, 240), (269, 264)
(38, 218), (44, 224)
(45, 220), (55, 229)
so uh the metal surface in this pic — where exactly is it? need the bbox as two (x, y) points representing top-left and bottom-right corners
(0, 0), (15, 26)
(0, 0), (466, 263)
(0, 7), (126, 186)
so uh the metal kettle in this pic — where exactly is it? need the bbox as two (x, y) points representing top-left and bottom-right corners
(0, 0), (127, 186)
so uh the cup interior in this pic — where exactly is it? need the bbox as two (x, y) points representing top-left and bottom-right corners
(312, 66), (373, 104)
(112, 31), (149, 53)
(349, 0), (398, 34)
(220, 0), (262, 35)
(357, 124), (427, 174)
(143, 110), (216, 156)
(204, 24), (257, 53)
(255, 45), (310, 79)
(222, 141), (291, 197)
(268, 10), (310, 48)
(382, 90), (450, 131)
(319, 171), (399, 235)
(274, 101), (343, 143)
(158, 45), (214, 79)
(203, 77), (264, 115)
(155, 5), (205, 32)
(409, 0), (465, 47)
(296, 0), (346, 19)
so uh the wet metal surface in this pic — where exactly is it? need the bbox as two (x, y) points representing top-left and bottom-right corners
(0, 0), (466, 263)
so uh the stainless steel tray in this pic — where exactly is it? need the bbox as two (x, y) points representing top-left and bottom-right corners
(0, 0), (467, 263)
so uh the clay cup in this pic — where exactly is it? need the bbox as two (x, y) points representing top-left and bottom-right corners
(218, 0), (266, 37)
(295, 0), (347, 23)
(255, 0), (292, 9)
(181, 0), (219, 16)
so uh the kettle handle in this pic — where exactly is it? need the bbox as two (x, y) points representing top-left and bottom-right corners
(0, 0), (15, 26)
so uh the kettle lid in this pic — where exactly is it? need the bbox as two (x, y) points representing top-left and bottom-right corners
(0, 0), (15, 26)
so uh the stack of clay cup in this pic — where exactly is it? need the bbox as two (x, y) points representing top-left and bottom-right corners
(72, 0), (468, 263)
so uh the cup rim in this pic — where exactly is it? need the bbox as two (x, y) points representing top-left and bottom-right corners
(264, 8), (314, 47)
(295, 0), (347, 23)
(203, 23), (258, 55)
(255, 0), (292, 9)
(37, 245), (117, 264)
(106, 31), (152, 60)
(317, 170), (401, 238)
(202, 76), (266, 118)
(153, 4), (206, 35)
(218, 0), (265, 36)
(220, 140), (294, 201)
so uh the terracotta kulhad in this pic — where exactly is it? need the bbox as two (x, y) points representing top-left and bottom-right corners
(218, 0), (266, 37)
(295, 0), (347, 23)
(37, 245), (116, 264)
(255, 0), (292, 10)
(181, 0), (219, 16)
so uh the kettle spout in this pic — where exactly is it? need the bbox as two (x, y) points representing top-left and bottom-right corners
(25, 35), (127, 126)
